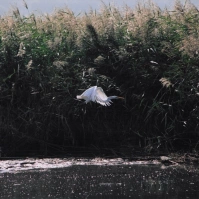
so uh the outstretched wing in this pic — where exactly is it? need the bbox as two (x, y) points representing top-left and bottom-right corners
(95, 87), (112, 106)
(81, 86), (96, 98)
(77, 86), (97, 103)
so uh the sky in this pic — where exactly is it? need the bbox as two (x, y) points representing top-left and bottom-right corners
(0, 0), (198, 16)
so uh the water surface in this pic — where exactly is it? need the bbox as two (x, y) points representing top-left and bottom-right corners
(0, 163), (198, 199)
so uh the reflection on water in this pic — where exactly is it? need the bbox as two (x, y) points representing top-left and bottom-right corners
(0, 164), (199, 199)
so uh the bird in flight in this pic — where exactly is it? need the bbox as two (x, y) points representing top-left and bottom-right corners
(76, 86), (124, 106)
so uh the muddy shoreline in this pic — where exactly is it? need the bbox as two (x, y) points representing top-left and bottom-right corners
(0, 153), (198, 173)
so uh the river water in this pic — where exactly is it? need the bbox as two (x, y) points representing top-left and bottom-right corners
(0, 158), (198, 199)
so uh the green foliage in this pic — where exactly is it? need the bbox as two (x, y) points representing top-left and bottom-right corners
(0, 1), (199, 156)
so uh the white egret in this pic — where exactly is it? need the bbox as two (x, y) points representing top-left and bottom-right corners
(76, 86), (124, 106)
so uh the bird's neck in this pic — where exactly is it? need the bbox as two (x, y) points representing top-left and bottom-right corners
(108, 96), (118, 100)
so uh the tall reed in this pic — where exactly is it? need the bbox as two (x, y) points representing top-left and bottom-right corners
(0, 0), (199, 156)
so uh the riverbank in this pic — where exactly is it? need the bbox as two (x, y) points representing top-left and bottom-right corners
(0, 154), (198, 174)
(1, 151), (199, 173)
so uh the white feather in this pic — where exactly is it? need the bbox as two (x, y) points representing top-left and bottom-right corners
(77, 86), (124, 106)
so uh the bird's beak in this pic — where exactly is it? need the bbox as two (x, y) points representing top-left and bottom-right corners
(117, 97), (125, 100)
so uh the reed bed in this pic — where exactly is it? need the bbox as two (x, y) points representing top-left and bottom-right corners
(0, 0), (199, 156)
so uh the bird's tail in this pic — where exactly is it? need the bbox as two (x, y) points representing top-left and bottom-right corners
(76, 95), (82, 99)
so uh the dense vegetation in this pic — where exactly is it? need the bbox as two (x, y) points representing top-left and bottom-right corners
(0, 1), (199, 156)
